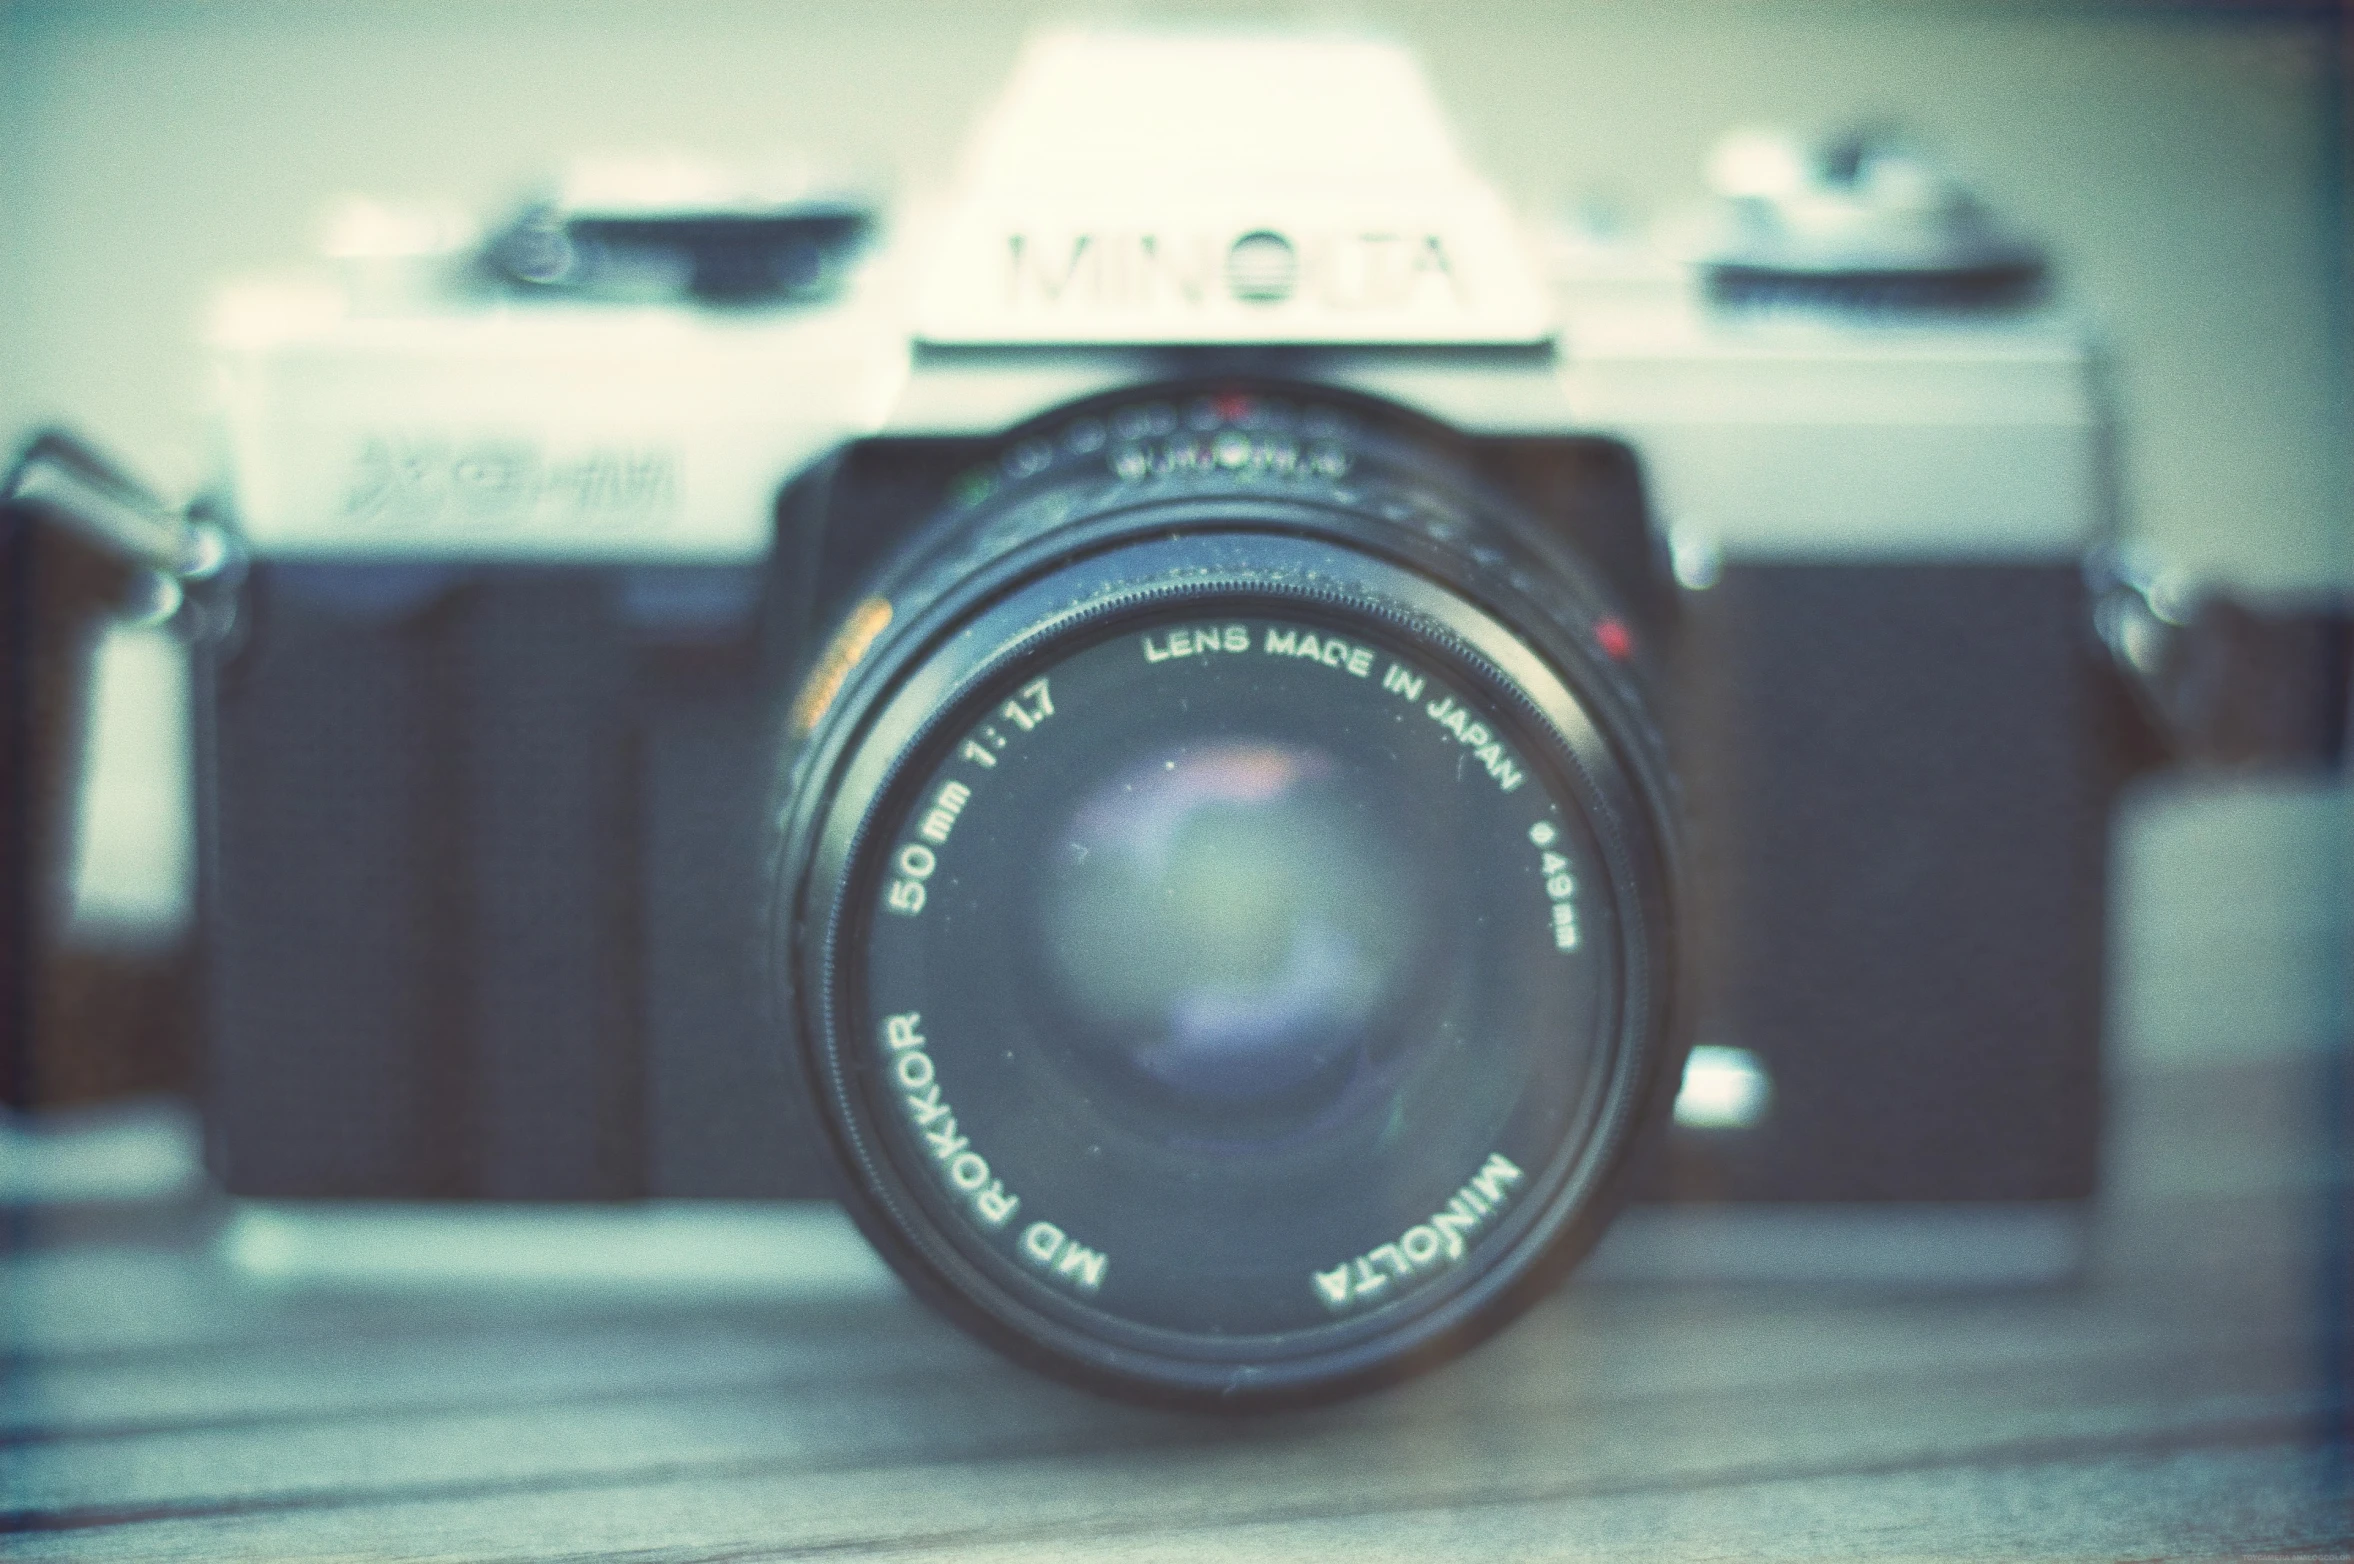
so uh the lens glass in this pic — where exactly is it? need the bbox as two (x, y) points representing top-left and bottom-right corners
(1039, 734), (1432, 1123)
(848, 609), (1620, 1349)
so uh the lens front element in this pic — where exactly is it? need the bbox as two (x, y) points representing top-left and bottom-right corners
(1041, 731), (1431, 1115)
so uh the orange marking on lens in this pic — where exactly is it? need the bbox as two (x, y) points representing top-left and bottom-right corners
(791, 596), (894, 734)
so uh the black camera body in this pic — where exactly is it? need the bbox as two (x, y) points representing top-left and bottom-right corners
(186, 33), (2130, 1398)
(203, 431), (2111, 1211)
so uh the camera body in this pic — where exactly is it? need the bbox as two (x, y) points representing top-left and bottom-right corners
(200, 35), (2113, 1258)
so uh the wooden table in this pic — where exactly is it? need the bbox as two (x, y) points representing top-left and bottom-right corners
(4, 1059), (2347, 1561)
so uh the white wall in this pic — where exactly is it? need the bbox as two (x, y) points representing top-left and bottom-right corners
(4, 0), (2346, 1059)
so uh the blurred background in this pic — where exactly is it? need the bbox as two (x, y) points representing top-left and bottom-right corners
(3, 0), (2347, 1075)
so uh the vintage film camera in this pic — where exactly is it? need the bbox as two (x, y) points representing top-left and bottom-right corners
(21, 31), (2339, 1405)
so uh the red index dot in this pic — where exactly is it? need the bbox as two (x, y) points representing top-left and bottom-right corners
(1212, 392), (1254, 424)
(1595, 617), (1634, 662)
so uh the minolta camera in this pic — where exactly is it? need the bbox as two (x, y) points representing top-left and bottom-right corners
(171, 33), (2142, 1403)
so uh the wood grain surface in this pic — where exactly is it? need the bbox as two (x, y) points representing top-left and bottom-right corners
(3, 1061), (2347, 1561)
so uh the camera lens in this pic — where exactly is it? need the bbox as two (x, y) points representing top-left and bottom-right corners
(779, 391), (1679, 1405)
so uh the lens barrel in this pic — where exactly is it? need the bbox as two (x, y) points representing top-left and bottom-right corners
(774, 388), (1682, 1406)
